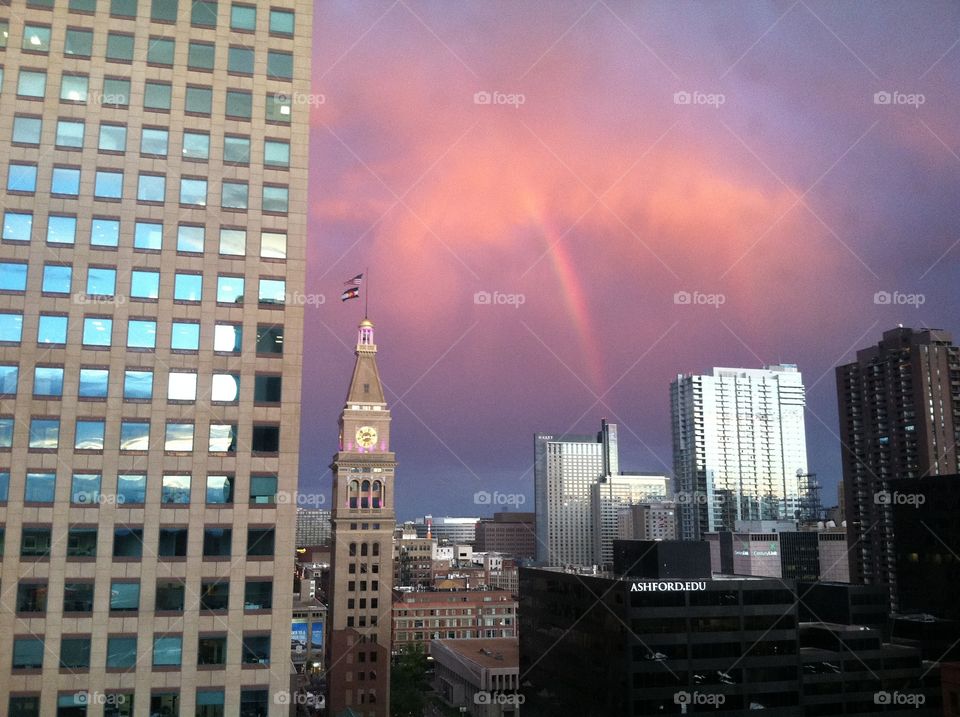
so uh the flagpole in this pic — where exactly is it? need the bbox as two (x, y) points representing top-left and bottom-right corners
(364, 266), (369, 318)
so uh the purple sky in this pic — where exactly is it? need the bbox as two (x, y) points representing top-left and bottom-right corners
(299, 0), (960, 521)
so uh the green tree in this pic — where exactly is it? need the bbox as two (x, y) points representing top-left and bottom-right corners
(391, 643), (428, 717)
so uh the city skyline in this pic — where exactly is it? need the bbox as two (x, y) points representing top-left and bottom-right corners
(299, 1), (960, 520)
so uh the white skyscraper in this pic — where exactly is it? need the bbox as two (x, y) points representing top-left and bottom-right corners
(671, 365), (809, 540)
(591, 473), (670, 567)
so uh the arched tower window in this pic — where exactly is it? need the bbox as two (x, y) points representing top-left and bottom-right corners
(348, 480), (359, 509)
(360, 479), (371, 508)
(372, 480), (382, 508)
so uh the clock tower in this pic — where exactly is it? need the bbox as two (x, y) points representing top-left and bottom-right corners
(327, 318), (396, 717)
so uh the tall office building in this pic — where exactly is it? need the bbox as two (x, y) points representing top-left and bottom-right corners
(671, 365), (809, 540)
(836, 326), (960, 593)
(533, 419), (617, 566)
(0, 2), (310, 715)
(412, 515), (479, 545)
(296, 507), (332, 547)
(327, 319), (396, 716)
(591, 472), (669, 567)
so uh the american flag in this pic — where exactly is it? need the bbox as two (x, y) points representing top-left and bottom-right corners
(344, 273), (363, 286)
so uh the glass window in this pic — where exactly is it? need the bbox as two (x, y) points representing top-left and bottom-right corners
(147, 37), (175, 65)
(188, 41), (215, 70)
(250, 475), (277, 504)
(180, 178), (207, 206)
(64, 582), (95, 614)
(241, 634), (270, 663)
(22, 25), (52, 52)
(137, 173), (166, 201)
(267, 50), (293, 79)
(171, 322), (200, 350)
(165, 423), (194, 452)
(200, 581), (229, 610)
(198, 635), (227, 665)
(203, 528), (232, 557)
(79, 368), (109, 398)
(177, 224), (205, 252)
(123, 370), (153, 399)
(219, 228), (246, 255)
(222, 181), (248, 209)
(98, 124), (127, 153)
(270, 8), (295, 35)
(12, 116), (42, 144)
(21, 527), (52, 557)
(0, 21), (6, 48)
(0, 366), (18, 395)
(259, 278), (286, 304)
(86, 267), (116, 296)
(182, 131), (210, 160)
(263, 185), (289, 213)
(127, 319), (157, 348)
(112, 530), (143, 559)
(37, 315), (68, 344)
(211, 374), (240, 402)
(110, 0), (138, 17)
(223, 135), (250, 164)
(59, 637), (91, 669)
(120, 422), (150, 450)
(214, 324), (242, 352)
(173, 273), (202, 301)
(66, 527), (98, 557)
(17, 582), (49, 613)
(71, 473), (101, 503)
(56, 120), (84, 149)
(47, 215), (77, 244)
(192, 0), (218, 27)
(159, 529), (188, 559)
(29, 420), (59, 449)
(60, 73), (89, 102)
(3, 212), (32, 242)
(117, 473), (147, 503)
(231, 4), (256, 30)
(264, 140), (290, 168)
(244, 580), (272, 610)
(266, 92), (292, 122)
(156, 580), (185, 611)
(254, 375), (282, 403)
(186, 86), (212, 114)
(75, 420), (105, 450)
(225, 89), (252, 119)
(153, 636), (182, 666)
(106, 636), (137, 668)
(0, 262), (27, 291)
(227, 46), (254, 74)
(217, 276), (244, 303)
(51, 167), (81, 195)
(102, 78), (131, 107)
(65, 28), (94, 56)
(144, 81), (172, 110)
(130, 270), (160, 299)
(110, 582), (140, 611)
(206, 474), (233, 502)
(7, 163), (37, 193)
(134, 221), (162, 250)
(167, 372), (197, 401)
(106, 32), (134, 61)
(151, 0), (178, 21)
(94, 170), (124, 199)
(161, 474), (190, 503)
(257, 325), (284, 354)
(140, 128), (169, 155)
(13, 638), (44, 669)
(197, 690), (225, 714)
(25, 471), (56, 501)
(208, 424), (237, 453)
(252, 425), (279, 453)
(33, 366), (64, 396)
(17, 70), (47, 98)
(91, 217), (120, 246)
(0, 312), (23, 342)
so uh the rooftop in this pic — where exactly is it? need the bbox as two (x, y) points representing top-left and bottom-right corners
(434, 638), (519, 669)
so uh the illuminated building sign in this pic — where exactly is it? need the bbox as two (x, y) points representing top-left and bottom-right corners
(630, 581), (707, 592)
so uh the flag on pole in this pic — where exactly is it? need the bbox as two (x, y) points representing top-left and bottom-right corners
(344, 273), (363, 286)
(341, 286), (360, 302)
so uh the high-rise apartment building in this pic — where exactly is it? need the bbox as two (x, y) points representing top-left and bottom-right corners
(533, 419), (617, 566)
(327, 319), (396, 716)
(836, 327), (960, 593)
(0, 1), (311, 715)
(591, 472), (669, 567)
(671, 365), (809, 539)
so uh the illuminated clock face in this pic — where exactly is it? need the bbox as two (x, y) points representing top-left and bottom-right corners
(355, 426), (378, 448)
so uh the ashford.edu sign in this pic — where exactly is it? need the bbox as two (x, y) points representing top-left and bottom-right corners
(630, 580), (707, 592)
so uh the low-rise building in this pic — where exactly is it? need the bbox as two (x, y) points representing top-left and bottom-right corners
(475, 512), (537, 560)
(433, 638), (522, 717)
(392, 589), (517, 655)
